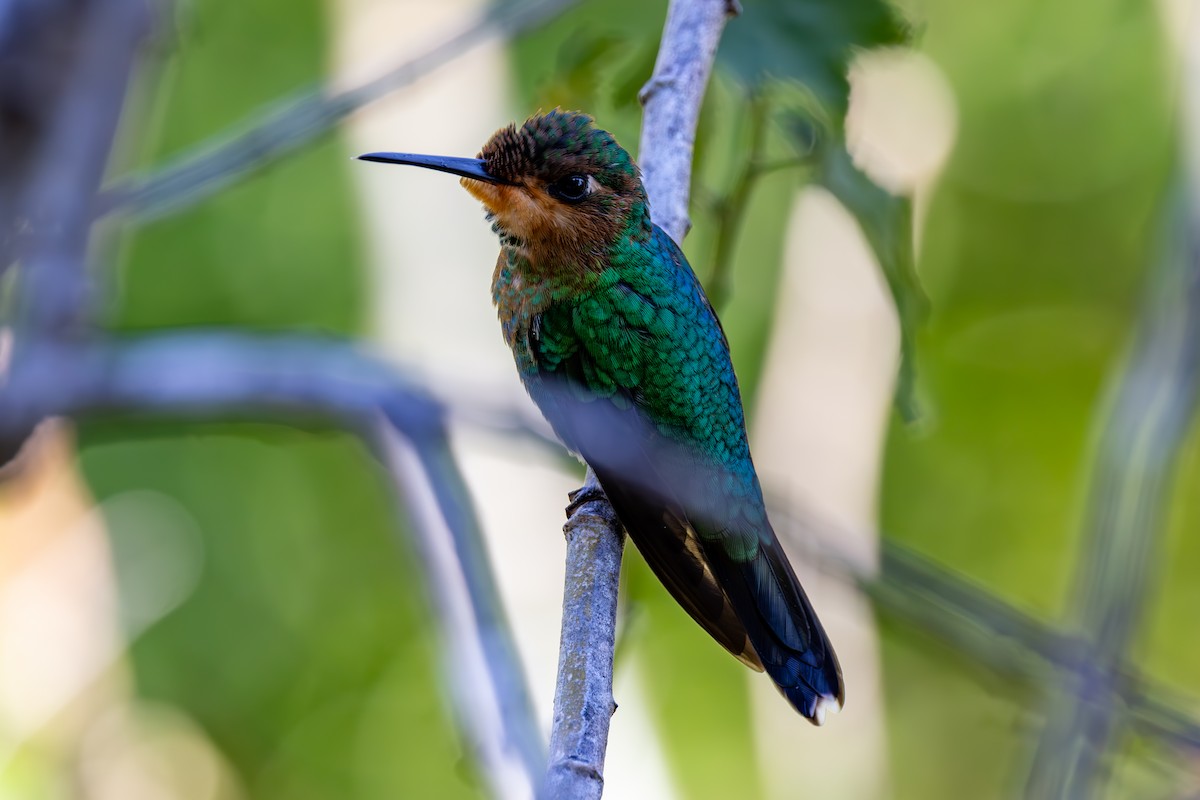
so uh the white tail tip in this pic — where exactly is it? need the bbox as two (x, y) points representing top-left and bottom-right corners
(812, 694), (844, 727)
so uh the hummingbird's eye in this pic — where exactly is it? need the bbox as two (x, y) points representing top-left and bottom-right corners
(548, 174), (591, 203)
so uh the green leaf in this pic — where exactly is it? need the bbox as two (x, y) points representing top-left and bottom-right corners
(810, 127), (928, 422)
(719, 0), (923, 420)
(85, 0), (478, 794)
(718, 0), (909, 119)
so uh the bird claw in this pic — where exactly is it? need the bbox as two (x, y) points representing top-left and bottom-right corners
(565, 482), (608, 518)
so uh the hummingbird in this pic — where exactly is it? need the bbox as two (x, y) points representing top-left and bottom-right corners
(359, 110), (844, 725)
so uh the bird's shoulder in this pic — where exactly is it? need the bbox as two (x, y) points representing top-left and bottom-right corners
(563, 225), (729, 359)
(521, 227), (748, 456)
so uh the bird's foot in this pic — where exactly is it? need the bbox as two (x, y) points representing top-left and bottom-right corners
(565, 482), (608, 519)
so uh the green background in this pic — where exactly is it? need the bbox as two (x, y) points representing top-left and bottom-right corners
(52, 0), (1198, 797)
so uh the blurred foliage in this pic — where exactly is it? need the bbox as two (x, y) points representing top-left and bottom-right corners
(81, 0), (475, 797)
(880, 0), (1185, 796)
(110, 2), (364, 332)
(718, 0), (909, 120)
(81, 432), (478, 799)
(807, 130), (927, 422)
(721, 0), (926, 422)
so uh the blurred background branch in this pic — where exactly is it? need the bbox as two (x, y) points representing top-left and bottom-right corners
(769, 502), (1200, 756)
(1025, 187), (1200, 797)
(0, 2), (546, 795)
(12, 0), (149, 333)
(377, 420), (544, 799)
(97, 0), (583, 223)
(0, 0), (150, 463)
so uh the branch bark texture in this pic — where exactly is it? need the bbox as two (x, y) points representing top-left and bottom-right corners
(544, 469), (625, 800)
(542, 0), (740, 796)
(638, 0), (742, 243)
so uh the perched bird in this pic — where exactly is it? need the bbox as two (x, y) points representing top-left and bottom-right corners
(359, 110), (843, 725)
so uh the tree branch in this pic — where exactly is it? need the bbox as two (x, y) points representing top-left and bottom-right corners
(96, 0), (582, 223)
(1025, 188), (1200, 798)
(387, 371), (1200, 767)
(638, 0), (742, 243)
(703, 89), (773, 309)
(769, 500), (1200, 759)
(1, 0), (148, 462)
(544, 469), (625, 800)
(13, 0), (149, 332)
(377, 421), (546, 800)
(542, 1), (741, 796)
(0, 331), (548, 797)
(433, 377), (1200, 761)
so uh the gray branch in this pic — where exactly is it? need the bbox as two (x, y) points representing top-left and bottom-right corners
(769, 501), (1200, 758)
(0, 0), (149, 463)
(3, 334), (439, 428)
(377, 421), (545, 799)
(442, 381), (1200, 761)
(638, 0), (742, 243)
(12, 0), (149, 331)
(0, 331), (547, 797)
(542, 1), (740, 796)
(544, 469), (625, 800)
(1025, 189), (1200, 798)
(96, 0), (581, 223)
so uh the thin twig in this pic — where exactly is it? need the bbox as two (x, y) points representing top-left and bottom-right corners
(541, 1), (742, 796)
(421, 380), (1200, 763)
(96, 0), (582, 223)
(433, 384), (1200, 762)
(704, 89), (773, 309)
(399, 428), (548, 796)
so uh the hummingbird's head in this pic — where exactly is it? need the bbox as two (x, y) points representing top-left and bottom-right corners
(359, 111), (650, 270)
